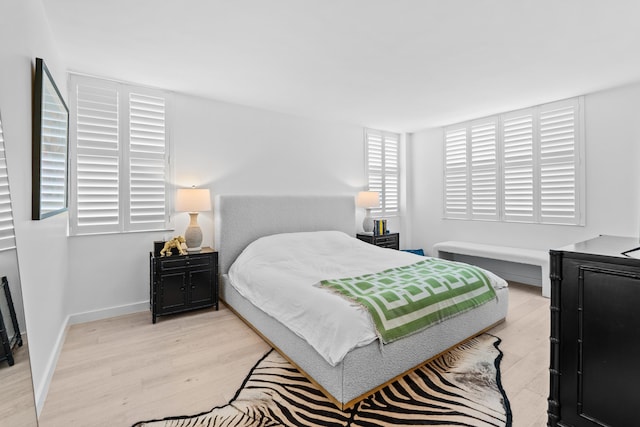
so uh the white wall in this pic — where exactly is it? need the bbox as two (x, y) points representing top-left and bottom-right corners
(64, 92), (366, 318)
(408, 83), (640, 255)
(0, 0), (70, 411)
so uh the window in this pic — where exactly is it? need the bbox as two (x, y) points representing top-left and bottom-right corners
(69, 74), (171, 235)
(0, 117), (15, 251)
(444, 97), (584, 225)
(365, 129), (399, 217)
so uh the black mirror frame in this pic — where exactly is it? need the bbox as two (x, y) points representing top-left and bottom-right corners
(32, 57), (69, 220)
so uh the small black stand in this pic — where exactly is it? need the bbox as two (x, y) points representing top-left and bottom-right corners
(0, 276), (22, 367)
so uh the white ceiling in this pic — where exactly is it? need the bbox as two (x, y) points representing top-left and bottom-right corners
(43, 0), (640, 132)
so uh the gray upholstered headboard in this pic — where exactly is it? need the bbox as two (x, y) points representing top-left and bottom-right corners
(214, 195), (356, 274)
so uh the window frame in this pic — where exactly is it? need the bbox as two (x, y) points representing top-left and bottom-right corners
(443, 97), (584, 226)
(68, 74), (172, 236)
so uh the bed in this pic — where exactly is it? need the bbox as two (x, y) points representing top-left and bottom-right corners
(215, 195), (509, 409)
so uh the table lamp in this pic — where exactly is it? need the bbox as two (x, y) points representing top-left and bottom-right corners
(175, 187), (211, 252)
(356, 191), (380, 233)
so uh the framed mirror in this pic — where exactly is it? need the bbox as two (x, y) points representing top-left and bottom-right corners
(32, 57), (69, 220)
(0, 113), (38, 424)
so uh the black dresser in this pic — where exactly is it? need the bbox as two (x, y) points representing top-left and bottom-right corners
(549, 235), (640, 426)
(150, 243), (218, 323)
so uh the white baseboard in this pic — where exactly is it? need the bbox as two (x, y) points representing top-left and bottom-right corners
(34, 314), (69, 416)
(34, 301), (148, 415)
(68, 300), (148, 325)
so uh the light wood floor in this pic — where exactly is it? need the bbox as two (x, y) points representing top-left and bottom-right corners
(38, 282), (549, 427)
(0, 338), (39, 426)
(491, 282), (550, 427)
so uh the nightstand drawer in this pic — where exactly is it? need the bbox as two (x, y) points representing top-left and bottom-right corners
(158, 254), (212, 271)
(356, 232), (399, 250)
(185, 255), (212, 267)
(375, 235), (397, 246)
(158, 258), (187, 270)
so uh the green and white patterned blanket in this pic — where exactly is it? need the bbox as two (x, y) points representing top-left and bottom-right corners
(320, 259), (497, 343)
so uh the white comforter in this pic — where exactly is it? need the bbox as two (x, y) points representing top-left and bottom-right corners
(228, 231), (507, 366)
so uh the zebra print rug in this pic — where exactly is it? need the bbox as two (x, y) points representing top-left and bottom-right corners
(133, 333), (511, 426)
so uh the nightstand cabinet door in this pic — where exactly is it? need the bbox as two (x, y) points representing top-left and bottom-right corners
(189, 267), (214, 306)
(159, 271), (188, 312)
(150, 247), (218, 323)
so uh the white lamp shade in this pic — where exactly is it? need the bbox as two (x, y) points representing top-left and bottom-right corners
(175, 188), (211, 212)
(356, 191), (380, 209)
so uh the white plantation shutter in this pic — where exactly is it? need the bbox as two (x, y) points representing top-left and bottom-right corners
(382, 132), (399, 215)
(127, 93), (168, 230)
(0, 117), (15, 252)
(73, 81), (120, 234)
(365, 129), (400, 217)
(365, 130), (383, 214)
(443, 97), (583, 225)
(70, 75), (170, 235)
(502, 110), (535, 222)
(444, 127), (468, 218)
(445, 120), (499, 221)
(538, 99), (580, 224)
(470, 119), (498, 220)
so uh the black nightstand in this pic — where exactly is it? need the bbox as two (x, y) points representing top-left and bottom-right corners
(356, 232), (399, 250)
(150, 242), (218, 323)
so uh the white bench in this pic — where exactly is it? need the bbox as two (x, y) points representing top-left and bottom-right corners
(433, 241), (550, 298)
